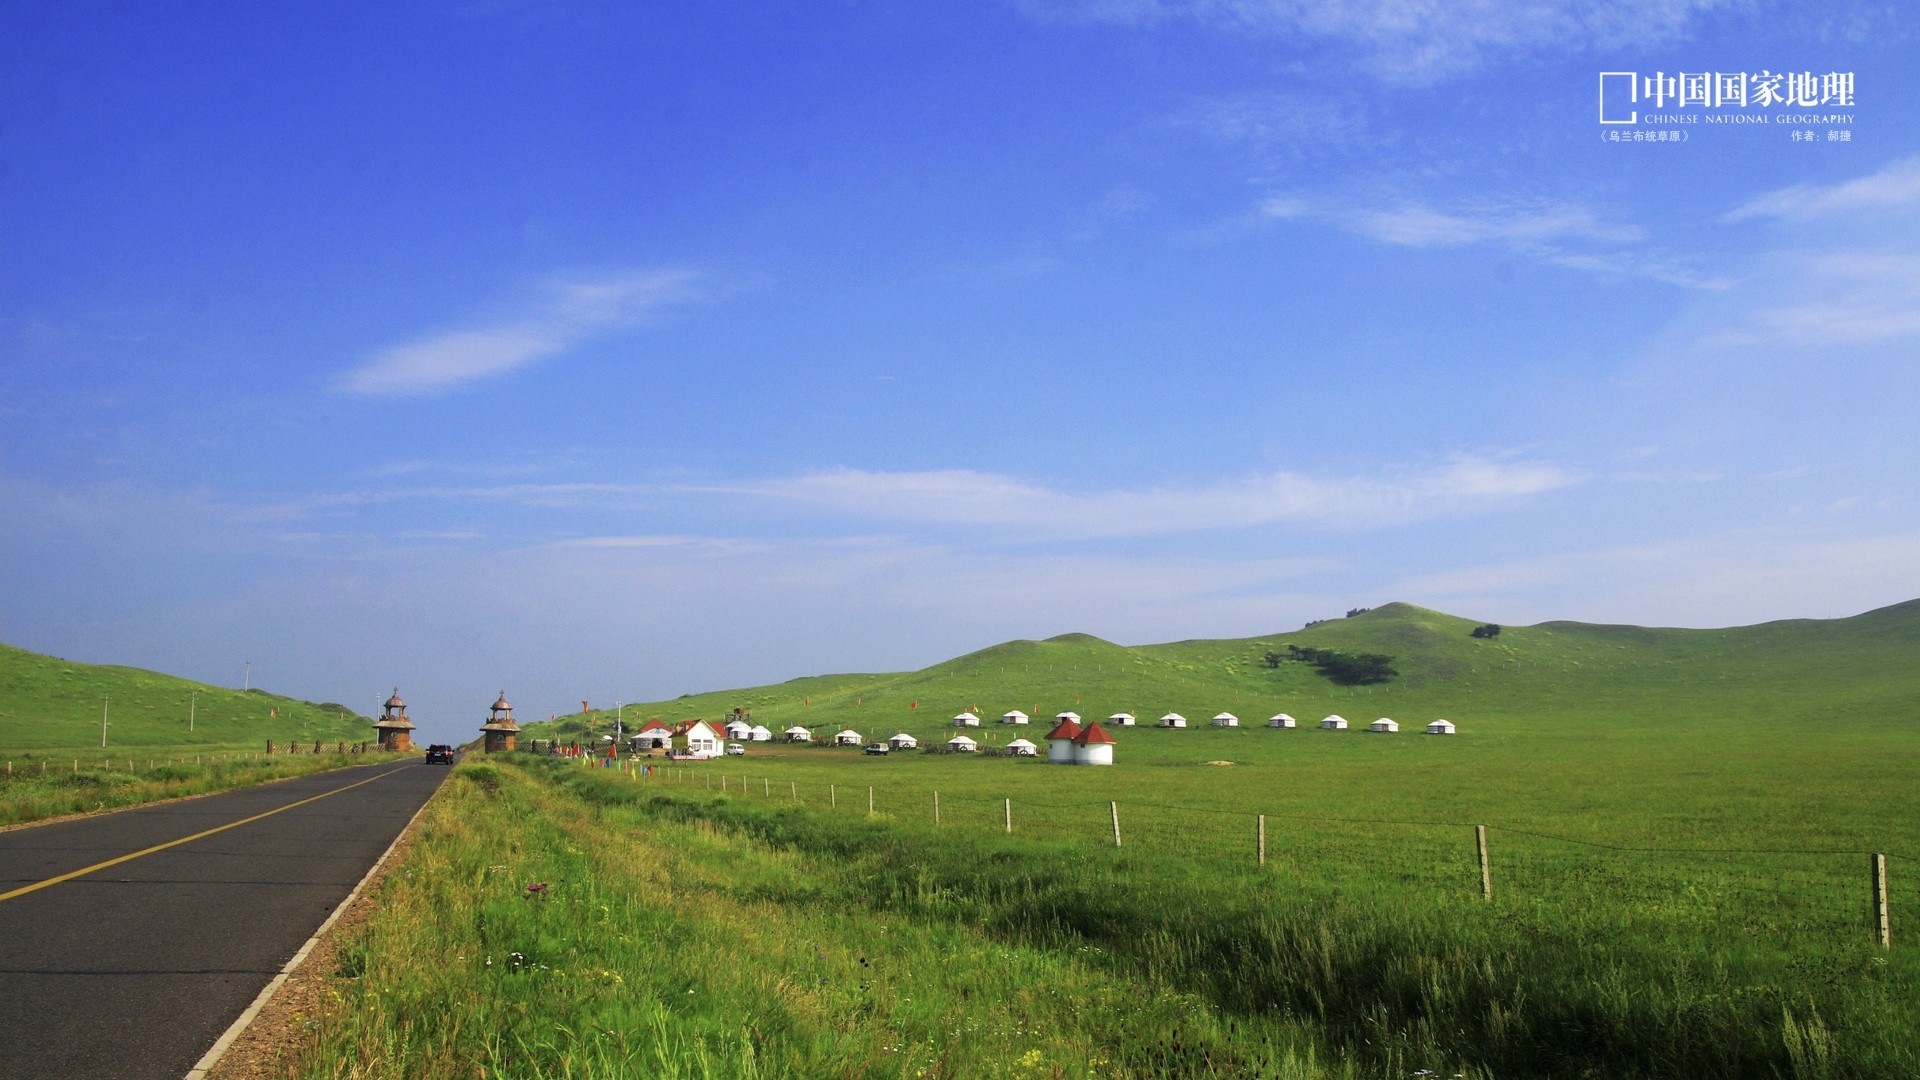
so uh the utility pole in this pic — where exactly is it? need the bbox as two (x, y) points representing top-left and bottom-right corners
(101, 696), (109, 748)
(189, 690), (196, 733)
(243, 662), (251, 691)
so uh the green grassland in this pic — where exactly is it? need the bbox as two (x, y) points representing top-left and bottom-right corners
(0, 641), (372, 753)
(303, 602), (1920, 1077)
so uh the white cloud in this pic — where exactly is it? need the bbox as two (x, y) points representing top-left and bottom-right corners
(1723, 156), (1920, 223)
(1022, 0), (1740, 83)
(706, 457), (1580, 537)
(339, 270), (701, 396)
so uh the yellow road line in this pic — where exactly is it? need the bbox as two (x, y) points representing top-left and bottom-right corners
(0, 766), (402, 904)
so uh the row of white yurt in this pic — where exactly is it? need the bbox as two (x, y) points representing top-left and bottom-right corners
(888, 732), (918, 749)
(948, 734), (978, 752)
(834, 728), (863, 746)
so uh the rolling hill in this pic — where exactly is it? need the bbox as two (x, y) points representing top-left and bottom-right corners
(0, 643), (372, 751)
(525, 599), (1920, 745)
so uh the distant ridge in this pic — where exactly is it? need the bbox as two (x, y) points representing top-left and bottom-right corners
(529, 600), (1920, 742)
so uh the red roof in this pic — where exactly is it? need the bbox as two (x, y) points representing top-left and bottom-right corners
(637, 720), (671, 732)
(1045, 717), (1084, 741)
(1072, 721), (1115, 745)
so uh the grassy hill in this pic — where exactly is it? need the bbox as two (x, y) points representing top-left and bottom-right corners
(0, 643), (371, 752)
(524, 599), (1920, 747)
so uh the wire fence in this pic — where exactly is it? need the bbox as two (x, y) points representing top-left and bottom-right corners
(594, 758), (1905, 952)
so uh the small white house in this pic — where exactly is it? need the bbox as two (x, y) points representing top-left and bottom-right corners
(1044, 714), (1083, 763)
(1212, 712), (1239, 728)
(1006, 738), (1039, 756)
(1159, 712), (1188, 728)
(947, 734), (979, 752)
(1425, 719), (1457, 735)
(953, 711), (982, 727)
(1368, 717), (1399, 733)
(784, 725), (813, 743)
(1268, 713), (1297, 729)
(1108, 712), (1137, 726)
(748, 724), (773, 742)
(724, 719), (752, 740)
(888, 732), (919, 749)
(678, 719), (724, 759)
(1001, 710), (1029, 725)
(834, 728), (863, 746)
(1320, 714), (1348, 730)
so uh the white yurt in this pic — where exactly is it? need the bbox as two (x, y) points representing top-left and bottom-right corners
(784, 725), (813, 743)
(1212, 712), (1239, 728)
(888, 731), (919, 749)
(1268, 713), (1297, 728)
(1072, 722), (1116, 766)
(748, 725), (773, 742)
(1000, 710), (1028, 725)
(1368, 717), (1399, 733)
(1054, 711), (1081, 724)
(1006, 738), (1039, 756)
(1320, 715), (1348, 730)
(834, 728), (863, 746)
(724, 719), (752, 740)
(1425, 719), (1457, 735)
(953, 711), (981, 727)
(1044, 714), (1084, 763)
(947, 734), (979, 752)
(1159, 712), (1188, 728)
(1108, 712), (1137, 726)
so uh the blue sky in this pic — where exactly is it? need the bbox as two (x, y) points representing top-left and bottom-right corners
(3, 1), (1916, 741)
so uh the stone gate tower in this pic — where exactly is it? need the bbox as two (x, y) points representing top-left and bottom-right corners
(373, 689), (415, 751)
(480, 691), (518, 753)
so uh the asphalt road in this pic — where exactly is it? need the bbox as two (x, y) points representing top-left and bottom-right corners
(0, 758), (447, 1080)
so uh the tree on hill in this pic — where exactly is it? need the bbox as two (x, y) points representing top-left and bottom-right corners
(1471, 623), (1502, 639)
(1260, 650), (1284, 669)
(1283, 645), (1398, 685)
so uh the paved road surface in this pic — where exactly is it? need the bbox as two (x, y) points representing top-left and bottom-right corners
(0, 758), (447, 1079)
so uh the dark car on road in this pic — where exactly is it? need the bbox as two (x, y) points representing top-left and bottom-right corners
(425, 744), (455, 764)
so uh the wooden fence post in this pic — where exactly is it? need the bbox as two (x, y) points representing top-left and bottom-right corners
(1872, 853), (1891, 948)
(1476, 825), (1493, 901)
(868, 786), (874, 815)
(764, 778), (769, 796)
(1110, 801), (1122, 847)
(791, 780), (797, 801)
(1005, 797), (1012, 834)
(830, 783), (836, 808)
(934, 791), (941, 826)
(1258, 814), (1266, 866)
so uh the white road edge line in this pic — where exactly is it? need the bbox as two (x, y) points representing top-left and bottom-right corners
(184, 763), (445, 1080)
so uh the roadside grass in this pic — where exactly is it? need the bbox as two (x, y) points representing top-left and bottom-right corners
(0, 750), (396, 827)
(294, 759), (1359, 1079)
(296, 756), (1918, 1078)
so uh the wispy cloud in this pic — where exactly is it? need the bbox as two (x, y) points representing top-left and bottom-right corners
(1722, 156), (1920, 223)
(1239, 194), (1725, 288)
(706, 456), (1580, 536)
(1021, 0), (1740, 83)
(1699, 251), (1920, 346)
(339, 270), (702, 396)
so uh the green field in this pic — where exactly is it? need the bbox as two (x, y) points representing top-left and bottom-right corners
(0, 641), (372, 753)
(286, 603), (1918, 1077)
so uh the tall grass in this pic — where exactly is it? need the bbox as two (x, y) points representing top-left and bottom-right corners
(296, 757), (1917, 1078)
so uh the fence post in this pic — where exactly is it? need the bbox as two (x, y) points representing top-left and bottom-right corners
(1110, 801), (1122, 847)
(1258, 814), (1266, 867)
(868, 786), (874, 815)
(831, 784), (836, 808)
(764, 778), (769, 796)
(1476, 825), (1493, 901)
(1005, 797), (1012, 834)
(1872, 853), (1891, 948)
(934, 791), (940, 826)
(791, 780), (797, 801)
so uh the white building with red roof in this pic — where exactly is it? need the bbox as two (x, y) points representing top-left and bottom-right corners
(1071, 720), (1115, 766)
(1044, 713), (1084, 763)
(630, 719), (673, 751)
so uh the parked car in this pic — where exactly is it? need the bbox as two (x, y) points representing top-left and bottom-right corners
(424, 744), (455, 764)
(725, 742), (746, 756)
(863, 743), (890, 755)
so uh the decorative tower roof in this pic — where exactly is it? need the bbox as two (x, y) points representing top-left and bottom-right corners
(480, 690), (519, 732)
(374, 688), (415, 730)
(1072, 720), (1115, 746)
(1045, 716), (1084, 741)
